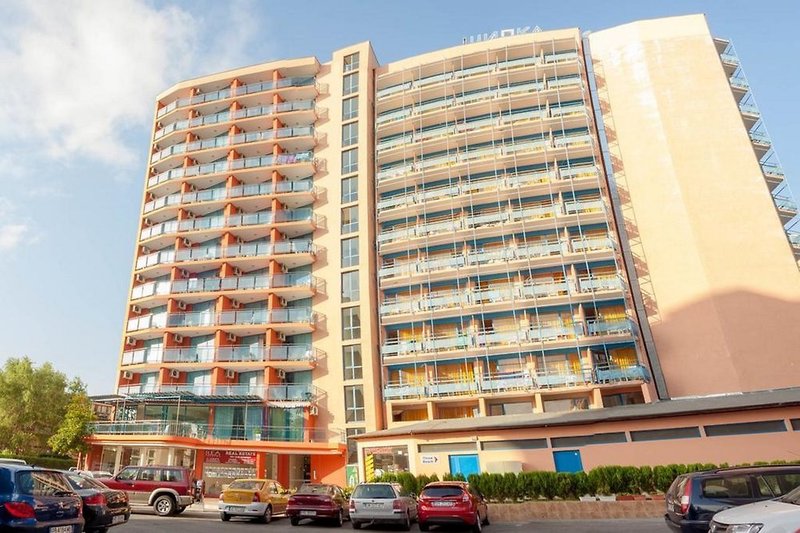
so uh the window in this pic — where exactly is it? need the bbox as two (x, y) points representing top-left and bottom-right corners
(701, 476), (753, 499)
(342, 271), (360, 303)
(116, 467), (137, 481)
(341, 206), (359, 234)
(344, 52), (360, 72)
(341, 148), (358, 174)
(341, 237), (359, 267)
(343, 97), (358, 120)
(761, 474), (800, 497)
(344, 385), (365, 422)
(16, 471), (71, 496)
(342, 307), (361, 340)
(346, 427), (365, 464)
(343, 344), (363, 379)
(341, 176), (358, 203)
(704, 420), (787, 437)
(343, 73), (359, 95)
(630, 427), (701, 442)
(342, 122), (358, 147)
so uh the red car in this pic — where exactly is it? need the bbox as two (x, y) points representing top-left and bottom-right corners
(99, 466), (195, 516)
(417, 481), (489, 532)
(286, 483), (349, 527)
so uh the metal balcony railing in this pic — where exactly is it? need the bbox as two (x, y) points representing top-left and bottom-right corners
(90, 420), (340, 443)
(115, 382), (320, 401)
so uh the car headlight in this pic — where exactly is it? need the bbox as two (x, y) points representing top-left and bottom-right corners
(728, 525), (764, 533)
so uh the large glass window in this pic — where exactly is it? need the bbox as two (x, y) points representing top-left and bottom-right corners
(342, 271), (360, 303)
(342, 122), (358, 147)
(344, 53), (360, 73)
(343, 344), (363, 379)
(341, 237), (359, 268)
(346, 427), (365, 464)
(342, 97), (358, 120)
(341, 206), (359, 234)
(343, 73), (359, 95)
(363, 445), (410, 477)
(342, 307), (361, 341)
(344, 385), (365, 422)
(341, 148), (358, 174)
(341, 176), (358, 204)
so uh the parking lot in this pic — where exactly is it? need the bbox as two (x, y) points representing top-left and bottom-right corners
(126, 511), (665, 532)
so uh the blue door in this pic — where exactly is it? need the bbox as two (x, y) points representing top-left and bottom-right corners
(449, 454), (480, 478)
(553, 450), (583, 473)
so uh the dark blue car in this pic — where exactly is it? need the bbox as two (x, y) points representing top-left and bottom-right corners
(0, 464), (84, 532)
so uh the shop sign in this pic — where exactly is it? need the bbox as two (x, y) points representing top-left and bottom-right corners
(204, 450), (256, 465)
(420, 455), (439, 465)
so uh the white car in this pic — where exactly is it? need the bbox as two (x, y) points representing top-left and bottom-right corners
(710, 486), (800, 533)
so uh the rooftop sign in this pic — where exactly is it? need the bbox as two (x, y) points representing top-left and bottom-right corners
(462, 26), (542, 44)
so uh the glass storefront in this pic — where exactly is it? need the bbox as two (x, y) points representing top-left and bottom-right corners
(364, 445), (409, 480)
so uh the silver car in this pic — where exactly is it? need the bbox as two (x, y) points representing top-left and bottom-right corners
(349, 482), (418, 531)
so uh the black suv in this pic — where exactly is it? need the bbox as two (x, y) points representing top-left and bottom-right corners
(664, 464), (800, 532)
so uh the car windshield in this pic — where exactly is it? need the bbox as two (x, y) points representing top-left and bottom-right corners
(421, 486), (465, 498)
(353, 484), (396, 499)
(228, 480), (264, 491)
(779, 486), (800, 505)
(66, 474), (107, 490)
(297, 484), (332, 495)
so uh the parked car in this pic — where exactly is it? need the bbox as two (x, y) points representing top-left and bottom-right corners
(349, 482), (418, 531)
(665, 464), (800, 532)
(0, 463), (84, 532)
(218, 478), (288, 523)
(99, 465), (195, 516)
(286, 483), (349, 526)
(710, 483), (800, 532)
(63, 472), (130, 533)
(417, 481), (489, 532)
(90, 472), (114, 479)
(0, 459), (27, 465)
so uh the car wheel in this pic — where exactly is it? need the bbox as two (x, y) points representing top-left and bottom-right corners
(153, 494), (176, 516)
(352, 520), (362, 530)
(472, 511), (483, 533)
(401, 512), (411, 531)
(482, 510), (490, 525)
(335, 508), (344, 527)
(290, 516), (299, 526)
(419, 522), (430, 532)
(220, 512), (230, 522)
(259, 505), (273, 524)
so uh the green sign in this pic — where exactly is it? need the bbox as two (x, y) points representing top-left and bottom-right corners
(346, 465), (359, 487)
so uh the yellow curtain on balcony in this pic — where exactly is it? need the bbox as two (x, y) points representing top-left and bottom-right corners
(611, 347), (637, 367)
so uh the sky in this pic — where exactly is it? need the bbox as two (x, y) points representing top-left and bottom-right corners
(0, 0), (797, 394)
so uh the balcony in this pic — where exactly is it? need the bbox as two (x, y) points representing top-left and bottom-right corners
(739, 103), (760, 123)
(90, 420), (339, 443)
(382, 363), (649, 400)
(774, 195), (799, 222)
(377, 197), (605, 252)
(380, 318), (633, 359)
(761, 164), (784, 190)
(156, 76), (317, 120)
(121, 344), (320, 366)
(729, 77), (749, 100)
(115, 383), (319, 403)
(788, 231), (800, 252)
(147, 150), (316, 190)
(153, 100), (317, 142)
(143, 179), (316, 217)
(376, 132), (594, 189)
(720, 53), (740, 68)
(126, 307), (315, 333)
(749, 131), (772, 153)
(131, 273), (317, 302)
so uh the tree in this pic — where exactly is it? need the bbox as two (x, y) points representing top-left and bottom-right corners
(49, 392), (95, 456)
(0, 357), (71, 455)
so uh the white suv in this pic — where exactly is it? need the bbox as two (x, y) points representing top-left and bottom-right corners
(710, 485), (800, 533)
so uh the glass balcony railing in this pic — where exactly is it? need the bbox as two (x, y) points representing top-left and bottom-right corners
(788, 231), (800, 249)
(135, 249), (176, 270)
(774, 195), (798, 215)
(720, 53), (740, 66)
(151, 126), (315, 164)
(148, 150), (315, 188)
(126, 307), (315, 332)
(90, 420), (339, 443)
(761, 164), (784, 179)
(739, 103), (760, 118)
(156, 77), (316, 119)
(131, 273), (316, 300)
(122, 344), (320, 366)
(377, 198), (603, 247)
(383, 363), (649, 399)
(749, 131), (772, 147)
(377, 50), (579, 99)
(172, 240), (315, 263)
(380, 318), (633, 357)
(140, 209), (315, 241)
(153, 100), (316, 140)
(578, 275), (624, 293)
(143, 179), (314, 214)
(729, 77), (749, 91)
(377, 133), (593, 183)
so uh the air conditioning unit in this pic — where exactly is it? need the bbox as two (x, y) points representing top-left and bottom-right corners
(140, 246), (151, 255)
(277, 369), (287, 379)
(180, 269), (190, 278)
(169, 369), (181, 379)
(279, 233), (287, 240)
(309, 405), (319, 416)
(173, 334), (184, 343)
(176, 300), (187, 310)
(225, 369), (236, 379)
(231, 300), (241, 309)
(236, 237), (245, 245)
(279, 298), (288, 307)
(226, 333), (237, 343)
(131, 305), (142, 314)
(185, 211), (195, 219)
(121, 371), (134, 380)
(143, 218), (153, 226)
(280, 264), (289, 273)
(125, 337), (137, 346)
(233, 267), (243, 277)
(134, 274), (145, 283)
(182, 238), (192, 247)
(277, 333), (287, 342)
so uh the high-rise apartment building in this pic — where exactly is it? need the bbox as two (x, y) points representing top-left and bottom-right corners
(87, 14), (800, 488)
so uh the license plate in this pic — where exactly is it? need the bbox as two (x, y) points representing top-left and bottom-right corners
(433, 501), (455, 507)
(300, 510), (316, 516)
(365, 503), (383, 508)
(227, 505), (245, 511)
(50, 527), (74, 533)
(112, 515), (127, 525)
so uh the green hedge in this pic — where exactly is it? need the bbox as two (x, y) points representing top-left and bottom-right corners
(0, 454), (76, 470)
(375, 461), (792, 501)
